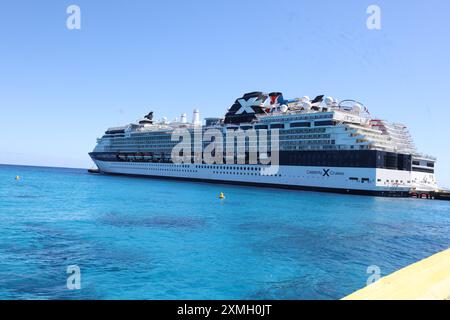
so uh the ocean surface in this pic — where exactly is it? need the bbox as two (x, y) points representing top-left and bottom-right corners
(0, 164), (449, 300)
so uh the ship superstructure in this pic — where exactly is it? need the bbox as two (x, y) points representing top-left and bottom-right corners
(90, 92), (439, 196)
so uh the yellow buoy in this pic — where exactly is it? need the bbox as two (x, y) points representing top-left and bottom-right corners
(219, 192), (225, 199)
(15, 176), (20, 181)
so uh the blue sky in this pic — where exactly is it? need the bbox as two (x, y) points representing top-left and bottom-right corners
(0, 0), (449, 186)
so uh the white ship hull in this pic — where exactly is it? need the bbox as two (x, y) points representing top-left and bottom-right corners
(93, 160), (411, 196)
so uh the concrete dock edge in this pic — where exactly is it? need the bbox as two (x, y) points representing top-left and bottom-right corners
(343, 248), (450, 300)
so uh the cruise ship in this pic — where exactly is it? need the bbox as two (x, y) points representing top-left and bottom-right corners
(89, 92), (439, 197)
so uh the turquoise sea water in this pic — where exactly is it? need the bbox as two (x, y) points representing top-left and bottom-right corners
(0, 164), (449, 300)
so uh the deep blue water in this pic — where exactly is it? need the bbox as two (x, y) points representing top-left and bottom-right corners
(0, 164), (449, 300)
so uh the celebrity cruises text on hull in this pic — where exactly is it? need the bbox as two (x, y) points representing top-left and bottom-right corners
(89, 92), (439, 197)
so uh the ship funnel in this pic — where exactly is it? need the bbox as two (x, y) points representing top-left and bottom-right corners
(193, 109), (201, 126)
(181, 113), (187, 124)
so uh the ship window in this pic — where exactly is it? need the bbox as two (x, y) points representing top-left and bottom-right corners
(290, 122), (311, 128)
(412, 167), (434, 174)
(349, 177), (359, 181)
(314, 120), (334, 127)
(270, 123), (285, 129)
(255, 125), (268, 130)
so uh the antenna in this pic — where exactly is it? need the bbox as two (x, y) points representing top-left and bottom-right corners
(193, 109), (201, 125)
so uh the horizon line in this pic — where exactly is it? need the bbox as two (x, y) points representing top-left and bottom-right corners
(0, 162), (90, 171)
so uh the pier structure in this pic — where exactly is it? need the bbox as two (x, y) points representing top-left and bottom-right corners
(343, 248), (450, 300)
(410, 190), (450, 201)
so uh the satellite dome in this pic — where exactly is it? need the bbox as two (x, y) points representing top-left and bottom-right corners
(353, 103), (362, 113)
(325, 97), (334, 106)
(302, 101), (312, 109)
(301, 96), (310, 103)
(280, 105), (288, 113)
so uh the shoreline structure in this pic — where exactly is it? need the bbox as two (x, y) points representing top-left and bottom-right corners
(343, 248), (450, 300)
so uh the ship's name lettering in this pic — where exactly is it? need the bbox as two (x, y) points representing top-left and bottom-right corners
(307, 170), (344, 176)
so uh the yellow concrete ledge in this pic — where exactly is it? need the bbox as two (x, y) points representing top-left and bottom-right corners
(343, 248), (450, 300)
